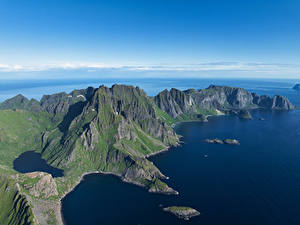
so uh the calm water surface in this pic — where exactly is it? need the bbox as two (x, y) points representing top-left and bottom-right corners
(13, 151), (64, 177)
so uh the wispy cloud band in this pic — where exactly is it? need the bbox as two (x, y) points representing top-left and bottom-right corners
(0, 62), (299, 80)
(0, 61), (299, 73)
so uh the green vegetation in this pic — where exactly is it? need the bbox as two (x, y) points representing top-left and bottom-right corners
(44, 210), (56, 225)
(0, 110), (55, 168)
(37, 85), (179, 197)
(1, 84), (288, 224)
(0, 176), (36, 225)
(163, 206), (200, 220)
(154, 106), (177, 126)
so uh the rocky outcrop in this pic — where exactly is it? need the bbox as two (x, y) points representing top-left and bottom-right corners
(223, 139), (240, 145)
(252, 93), (294, 110)
(204, 138), (224, 144)
(148, 178), (178, 195)
(272, 95), (295, 110)
(163, 206), (200, 220)
(25, 172), (58, 198)
(204, 138), (240, 145)
(293, 84), (300, 90)
(228, 109), (252, 119)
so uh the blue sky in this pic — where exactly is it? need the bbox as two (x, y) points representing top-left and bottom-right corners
(0, 0), (300, 79)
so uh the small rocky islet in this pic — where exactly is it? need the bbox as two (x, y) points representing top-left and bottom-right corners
(293, 84), (300, 90)
(204, 138), (240, 145)
(163, 206), (200, 220)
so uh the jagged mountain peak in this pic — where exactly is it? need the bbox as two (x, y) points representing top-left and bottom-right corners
(41, 84), (179, 194)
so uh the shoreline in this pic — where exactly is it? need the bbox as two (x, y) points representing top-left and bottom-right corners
(58, 140), (184, 225)
(37, 116), (217, 224)
(57, 117), (216, 224)
(59, 171), (122, 225)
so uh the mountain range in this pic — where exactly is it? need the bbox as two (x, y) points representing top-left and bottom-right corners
(0, 84), (295, 225)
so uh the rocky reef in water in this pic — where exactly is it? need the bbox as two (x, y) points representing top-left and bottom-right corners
(163, 206), (200, 220)
(204, 138), (240, 145)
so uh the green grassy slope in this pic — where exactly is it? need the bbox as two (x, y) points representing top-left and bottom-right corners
(0, 110), (55, 169)
(41, 85), (179, 195)
(0, 175), (36, 225)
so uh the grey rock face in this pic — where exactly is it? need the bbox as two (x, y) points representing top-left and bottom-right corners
(0, 87), (95, 116)
(272, 95), (295, 110)
(40, 87), (95, 115)
(252, 93), (294, 110)
(154, 85), (295, 119)
(154, 89), (186, 118)
(26, 172), (58, 198)
(203, 85), (254, 109)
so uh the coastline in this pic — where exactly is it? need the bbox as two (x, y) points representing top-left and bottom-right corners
(58, 141), (183, 224)
(57, 116), (219, 224)
(38, 116), (220, 224)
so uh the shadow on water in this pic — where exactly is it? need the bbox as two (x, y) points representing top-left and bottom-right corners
(13, 151), (64, 178)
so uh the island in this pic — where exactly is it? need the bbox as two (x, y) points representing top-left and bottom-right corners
(223, 139), (240, 145)
(293, 84), (300, 90)
(163, 206), (200, 220)
(0, 84), (295, 225)
(204, 138), (240, 145)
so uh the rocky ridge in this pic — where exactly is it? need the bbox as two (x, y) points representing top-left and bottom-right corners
(154, 85), (295, 120)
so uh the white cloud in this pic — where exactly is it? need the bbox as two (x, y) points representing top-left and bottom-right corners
(0, 61), (299, 78)
(0, 62), (116, 72)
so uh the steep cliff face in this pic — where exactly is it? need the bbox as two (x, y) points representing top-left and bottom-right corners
(196, 85), (255, 109)
(154, 88), (195, 118)
(41, 85), (179, 194)
(40, 87), (95, 115)
(0, 87), (95, 116)
(252, 93), (294, 110)
(154, 85), (295, 119)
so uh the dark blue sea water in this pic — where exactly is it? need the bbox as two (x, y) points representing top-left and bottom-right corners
(3, 78), (300, 225)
